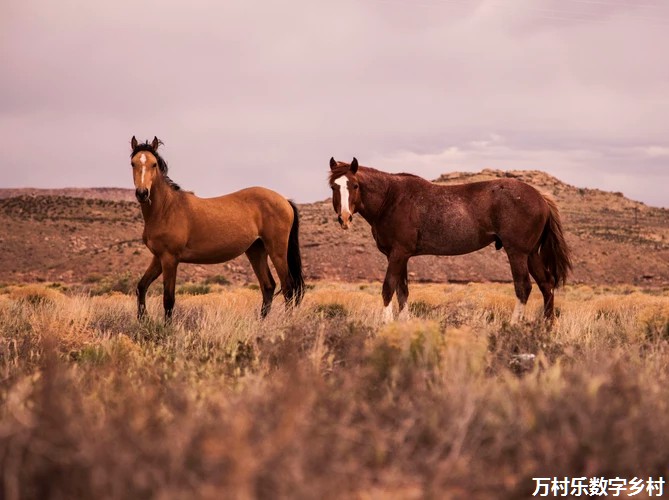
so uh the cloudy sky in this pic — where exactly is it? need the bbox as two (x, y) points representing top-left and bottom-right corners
(2, 0), (668, 206)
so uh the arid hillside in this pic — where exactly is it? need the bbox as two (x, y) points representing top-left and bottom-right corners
(0, 187), (136, 202)
(0, 169), (668, 286)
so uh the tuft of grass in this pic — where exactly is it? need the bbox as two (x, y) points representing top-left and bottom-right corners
(313, 302), (348, 319)
(9, 284), (61, 306)
(204, 274), (231, 286)
(638, 303), (669, 343)
(84, 273), (103, 284)
(91, 272), (136, 295)
(177, 283), (212, 295)
(408, 299), (439, 319)
(69, 345), (110, 365)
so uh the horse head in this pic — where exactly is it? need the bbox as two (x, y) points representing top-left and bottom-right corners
(329, 157), (361, 230)
(129, 136), (164, 204)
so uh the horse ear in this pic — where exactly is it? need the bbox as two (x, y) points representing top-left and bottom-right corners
(329, 157), (337, 170)
(350, 157), (359, 174)
(131, 136), (138, 150)
(151, 136), (161, 150)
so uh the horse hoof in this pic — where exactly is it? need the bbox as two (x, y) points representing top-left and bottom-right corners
(397, 309), (411, 322)
(382, 305), (394, 323)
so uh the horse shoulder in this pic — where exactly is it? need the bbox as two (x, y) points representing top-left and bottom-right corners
(144, 196), (191, 253)
(370, 182), (420, 254)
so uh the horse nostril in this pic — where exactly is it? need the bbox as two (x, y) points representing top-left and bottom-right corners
(338, 215), (343, 224)
(135, 188), (149, 201)
(348, 215), (353, 222)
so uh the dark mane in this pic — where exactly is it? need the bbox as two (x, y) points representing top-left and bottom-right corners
(329, 163), (421, 184)
(328, 163), (352, 184)
(131, 141), (181, 191)
(363, 167), (421, 180)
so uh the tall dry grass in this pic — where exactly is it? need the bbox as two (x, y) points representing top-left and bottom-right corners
(1, 282), (668, 499)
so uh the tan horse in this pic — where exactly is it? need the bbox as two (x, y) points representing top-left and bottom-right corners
(130, 136), (304, 321)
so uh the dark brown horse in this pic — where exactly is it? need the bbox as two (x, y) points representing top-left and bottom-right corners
(328, 157), (572, 323)
(129, 136), (304, 321)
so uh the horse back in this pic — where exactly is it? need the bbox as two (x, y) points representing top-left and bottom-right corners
(387, 176), (549, 255)
(190, 186), (292, 231)
(443, 178), (548, 222)
(175, 187), (293, 263)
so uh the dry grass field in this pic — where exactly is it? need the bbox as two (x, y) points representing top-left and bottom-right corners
(1, 281), (668, 499)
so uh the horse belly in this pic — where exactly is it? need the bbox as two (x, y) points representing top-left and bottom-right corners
(180, 244), (249, 264)
(180, 224), (257, 264)
(416, 221), (494, 256)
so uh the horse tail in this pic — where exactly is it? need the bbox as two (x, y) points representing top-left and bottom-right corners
(540, 194), (573, 288)
(286, 200), (305, 306)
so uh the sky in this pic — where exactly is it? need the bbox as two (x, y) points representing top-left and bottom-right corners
(1, 0), (668, 207)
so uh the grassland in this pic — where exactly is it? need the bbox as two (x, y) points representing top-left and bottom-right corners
(1, 282), (668, 499)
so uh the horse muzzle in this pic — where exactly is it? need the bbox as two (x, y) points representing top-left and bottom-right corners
(135, 188), (150, 204)
(338, 213), (353, 230)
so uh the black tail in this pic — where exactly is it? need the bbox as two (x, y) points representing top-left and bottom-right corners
(541, 195), (573, 288)
(286, 200), (305, 306)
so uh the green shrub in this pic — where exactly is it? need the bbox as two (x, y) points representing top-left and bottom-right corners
(409, 300), (439, 319)
(92, 272), (135, 295)
(177, 283), (211, 295)
(204, 275), (231, 286)
(313, 303), (348, 319)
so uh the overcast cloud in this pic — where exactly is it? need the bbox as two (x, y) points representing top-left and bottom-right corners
(2, 0), (668, 206)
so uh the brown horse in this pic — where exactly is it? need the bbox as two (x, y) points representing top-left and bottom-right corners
(129, 136), (304, 321)
(328, 157), (572, 323)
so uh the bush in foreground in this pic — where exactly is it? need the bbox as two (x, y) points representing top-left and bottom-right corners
(0, 283), (668, 499)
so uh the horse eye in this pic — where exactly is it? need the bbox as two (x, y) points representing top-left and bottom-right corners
(352, 184), (359, 189)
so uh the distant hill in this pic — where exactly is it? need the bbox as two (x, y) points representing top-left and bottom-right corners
(1, 170), (668, 287)
(0, 187), (136, 202)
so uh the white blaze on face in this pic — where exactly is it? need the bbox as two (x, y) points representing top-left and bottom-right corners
(334, 176), (350, 215)
(140, 153), (147, 184)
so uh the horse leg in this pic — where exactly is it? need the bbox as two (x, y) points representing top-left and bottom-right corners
(137, 255), (162, 319)
(528, 250), (556, 322)
(506, 250), (532, 324)
(245, 239), (277, 318)
(382, 252), (409, 323)
(266, 240), (294, 309)
(396, 259), (411, 321)
(160, 254), (179, 322)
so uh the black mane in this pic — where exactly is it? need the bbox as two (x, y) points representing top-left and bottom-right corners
(328, 163), (352, 184)
(329, 163), (421, 184)
(131, 141), (181, 191)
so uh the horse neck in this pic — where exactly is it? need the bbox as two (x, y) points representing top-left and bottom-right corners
(140, 174), (178, 222)
(357, 167), (392, 223)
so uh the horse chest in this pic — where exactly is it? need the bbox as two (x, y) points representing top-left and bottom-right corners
(371, 226), (396, 256)
(142, 227), (186, 255)
(142, 232), (163, 254)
